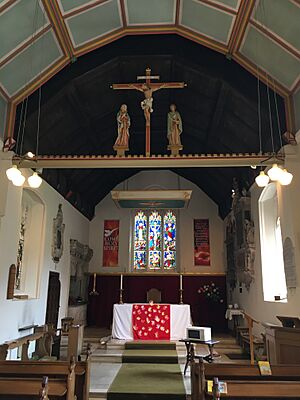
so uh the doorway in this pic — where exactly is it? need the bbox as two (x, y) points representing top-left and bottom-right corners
(45, 271), (61, 328)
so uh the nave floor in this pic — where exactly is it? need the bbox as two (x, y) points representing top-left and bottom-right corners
(84, 328), (249, 399)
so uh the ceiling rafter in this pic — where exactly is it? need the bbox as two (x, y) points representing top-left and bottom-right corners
(0, 0), (17, 13)
(119, 0), (127, 28)
(250, 20), (300, 60)
(42, 0), (75, 60)
(227, 0), (256, 56)
(199, 0), (237, 15)
(0, 83), (9, 101)
(62, 0), (109, 19)
(175, 0), (181, 26)
(0, 25), (52, 70)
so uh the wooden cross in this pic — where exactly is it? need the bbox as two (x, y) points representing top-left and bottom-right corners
(111, 67), (186, 156)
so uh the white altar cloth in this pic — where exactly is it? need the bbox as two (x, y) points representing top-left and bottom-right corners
(112, 303), (191, 340)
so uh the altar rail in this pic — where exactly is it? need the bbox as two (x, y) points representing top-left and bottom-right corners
(87, 274), (227, 331)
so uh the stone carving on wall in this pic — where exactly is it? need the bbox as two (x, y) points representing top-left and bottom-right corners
(52, 204), (65, 264)
(69, 239), (93, 304)
(70, 239), (93, 278)
(283, 237), (297, 289)
(225, 180), (256, 291)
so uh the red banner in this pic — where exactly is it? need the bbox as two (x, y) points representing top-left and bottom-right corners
(194, 219), (210, 266)
(103, 220), (119, 267)
(132, 304), (171, 340)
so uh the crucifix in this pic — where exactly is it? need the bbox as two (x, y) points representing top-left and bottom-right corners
(111, 67), (186, 156)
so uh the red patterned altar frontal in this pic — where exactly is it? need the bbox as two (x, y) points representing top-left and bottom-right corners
(103, 220), (119, 267)
(132, 304), (171, 340)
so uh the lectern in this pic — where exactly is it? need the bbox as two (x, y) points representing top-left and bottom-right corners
(264, 323), (300, 364)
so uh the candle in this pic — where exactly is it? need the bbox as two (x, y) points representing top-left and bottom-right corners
(120, 274), (123, 290)
(93, 273), (96, 291)
(180, 274), (183, 290)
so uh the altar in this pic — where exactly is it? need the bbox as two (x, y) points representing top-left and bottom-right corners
(112, 303), (191, 341)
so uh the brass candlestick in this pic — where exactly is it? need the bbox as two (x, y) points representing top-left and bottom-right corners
(119, 288), (124, 304)
(179, 289), (184, 304)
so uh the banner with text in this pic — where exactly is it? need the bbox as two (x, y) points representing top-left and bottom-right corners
(194, 219), (210, 266)
(103, 220), (119, 267)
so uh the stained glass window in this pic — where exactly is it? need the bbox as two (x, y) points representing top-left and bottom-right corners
(133, 210), (176, 270)
(149, 211), (161, 269)
(134, 211), (147, 269)
(163, 211), (176, 269)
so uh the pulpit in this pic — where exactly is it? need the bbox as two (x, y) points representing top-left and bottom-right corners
(264, 324), (300, 364)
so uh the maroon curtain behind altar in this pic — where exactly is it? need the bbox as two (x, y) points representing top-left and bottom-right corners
(87, 275), (227, 332)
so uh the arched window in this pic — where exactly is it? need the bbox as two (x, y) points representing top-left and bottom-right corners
(133, 210), (177, 271)
(259, 183), (287, 302)
(15, 189), (45, 298)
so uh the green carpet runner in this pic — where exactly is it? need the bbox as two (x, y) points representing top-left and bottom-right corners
(107, 342), (186, 400)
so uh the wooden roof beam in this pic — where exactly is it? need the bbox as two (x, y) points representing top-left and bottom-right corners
(41, 0), (75, 60)
(11, 153), (284, 169)
(227, 0), (256, 56)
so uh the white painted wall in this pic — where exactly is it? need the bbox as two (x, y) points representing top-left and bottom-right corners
(89, 170), (224, 274)
(230, 135), (300, 334)
(0, 158), (89, 345)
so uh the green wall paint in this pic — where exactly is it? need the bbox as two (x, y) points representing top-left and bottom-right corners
(0, 0), (46, 60)
(66, 0), (122, 46)
(126, 0), (175, 25)
(181, 0), (234, 43)
(254, 0), (300, 51)
(0, 30), (62, 96)
(241, 26), (299, 89)
(0, 94), (7, 140)
(60, 0), (92, 13)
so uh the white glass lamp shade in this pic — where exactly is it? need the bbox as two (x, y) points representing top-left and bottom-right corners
(278, 169), (293, 186)
(6, 165), (21, 181)
(267, 164), (283, 181)
(12, 173), (25, 187)
(255, 171), (270, 187)
(28, 172), (42, 188)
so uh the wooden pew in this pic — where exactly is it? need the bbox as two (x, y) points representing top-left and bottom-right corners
(0, 357), (76, 400)
(191, 360), (300, 400)
(0, 346), (91, 400)
(0, 324), (56, 361)
(205, 380), (300, 398)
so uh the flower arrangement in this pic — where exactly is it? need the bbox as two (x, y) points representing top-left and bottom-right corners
(198, 282), (224, 303)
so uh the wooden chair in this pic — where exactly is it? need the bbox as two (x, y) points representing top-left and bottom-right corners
(147, 288), (161, 303)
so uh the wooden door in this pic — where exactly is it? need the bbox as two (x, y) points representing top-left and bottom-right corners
(45, 271), (61, 328)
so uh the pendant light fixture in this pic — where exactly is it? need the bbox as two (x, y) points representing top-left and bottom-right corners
(253, 2), (292, 188)
(278, 169), (293, 186)
(255, 171), (269, 187)
(6, 2), (44, 189)
(6, 165), (22, 181)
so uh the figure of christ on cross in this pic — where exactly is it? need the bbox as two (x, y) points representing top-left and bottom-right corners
(111, 68), (186, 156)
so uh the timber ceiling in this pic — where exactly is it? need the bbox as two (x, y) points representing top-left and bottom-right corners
(15, 35), (285, 219)
(0, 0), (299, 219)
